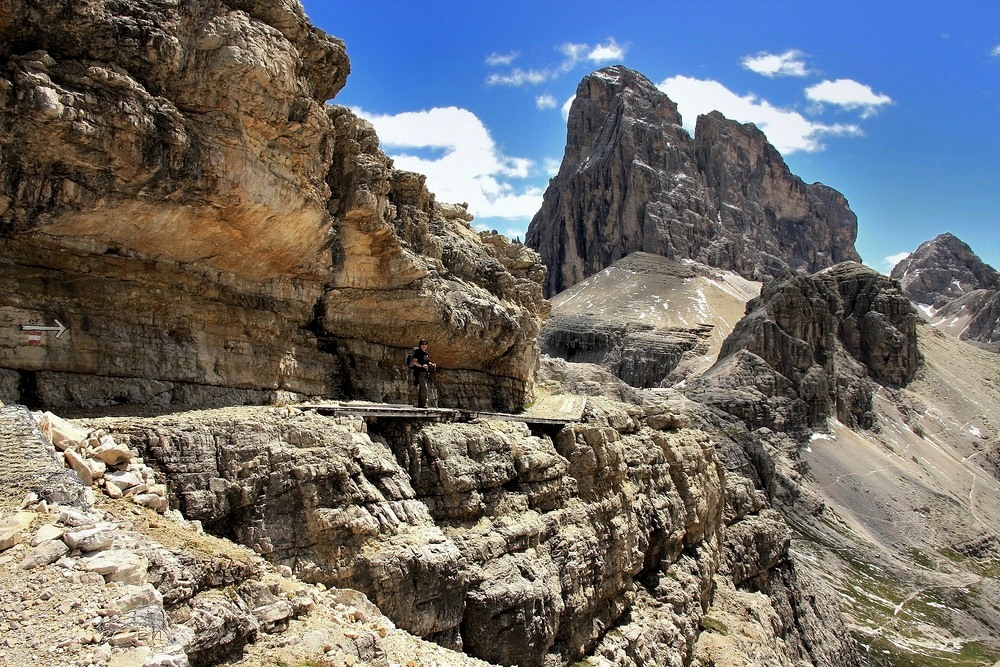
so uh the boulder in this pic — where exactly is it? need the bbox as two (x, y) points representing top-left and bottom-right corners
(0, 511), (35, 551)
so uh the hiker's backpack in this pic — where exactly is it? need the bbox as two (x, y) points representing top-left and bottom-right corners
(405, 347), (418, 369)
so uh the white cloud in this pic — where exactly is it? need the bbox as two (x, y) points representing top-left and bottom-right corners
(486, 68), (551, 86)
(562, 94), (575, 120)
(559, 43), (588, 64)
(587, 38), (626, 63)
(657, 75), (863, 154)
(742, 49), (810, 77)
(485, 51), (519, 66)
(992, 44), (1000, 57)
(536, 93), (558, 110)
(353, 106), (542, 220)
(805, 79), (893, 118)
(885, 252), (911, 270)
(487, 38), (627, 87)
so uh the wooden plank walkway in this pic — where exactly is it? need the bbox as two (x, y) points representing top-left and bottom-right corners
(299, 395), (586, 427)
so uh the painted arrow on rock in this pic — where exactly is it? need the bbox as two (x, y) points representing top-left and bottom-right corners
(20, 319), (69, 339)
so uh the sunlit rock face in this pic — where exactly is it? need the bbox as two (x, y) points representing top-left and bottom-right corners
(0, 0), (547, 412)
(526, 65), (860, 297)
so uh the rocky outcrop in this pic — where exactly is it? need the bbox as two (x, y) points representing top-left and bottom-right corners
(76, 404), (718, 666)
(54, 397), (856, 667)
(525, 66), (861, 297)
(891, 233), (1000, 350)
(687, 262), (921, 431)
(1, 403), (504, 667)
(0, 0), (547, 413)
(539, 252), (761, 388)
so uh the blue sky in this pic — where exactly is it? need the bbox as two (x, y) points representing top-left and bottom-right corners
(301, 1), (1000, 274)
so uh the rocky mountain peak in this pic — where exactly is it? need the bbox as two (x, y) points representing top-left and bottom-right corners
(890, 232), (1000, 308)
(526, 65), (861, 297)
(559, 66), (683, 176)
(891, 233), (1000, 350)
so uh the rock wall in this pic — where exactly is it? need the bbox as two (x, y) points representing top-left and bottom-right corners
(78, 399), (858, 667)
(525, 66), (861, 297)
(687, 262), (921, 432)
(0, 0), (547, 412)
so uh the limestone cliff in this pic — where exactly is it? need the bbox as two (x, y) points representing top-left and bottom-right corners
(525, 66), (861, 297)
(890, 232), (1000, 351)
(0, 0), (547, 413)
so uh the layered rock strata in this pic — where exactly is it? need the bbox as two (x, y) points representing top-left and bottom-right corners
(526, 66), (861, 297)
(891, 232), (1000, 350)
(0, 0), (546, 412)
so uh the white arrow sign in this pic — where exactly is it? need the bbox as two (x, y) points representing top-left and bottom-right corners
(20, 319), (69, 339)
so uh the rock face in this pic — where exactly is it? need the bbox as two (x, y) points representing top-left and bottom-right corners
(525, 66), (861, 297)
(687, 262), (922, 432)
(539, 252), (760, 388)
(76, 400), (858, 667)
(0, 0), (547, 413)
(1, 403), (506, 667)
(890, 232), (1000, 350)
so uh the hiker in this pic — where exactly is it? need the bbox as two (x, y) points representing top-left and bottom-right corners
(409, 338), (437, 408)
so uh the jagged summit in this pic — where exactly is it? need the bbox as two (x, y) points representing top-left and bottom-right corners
(525, 65), (861, 297)
(891, 233), (1000, 350)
